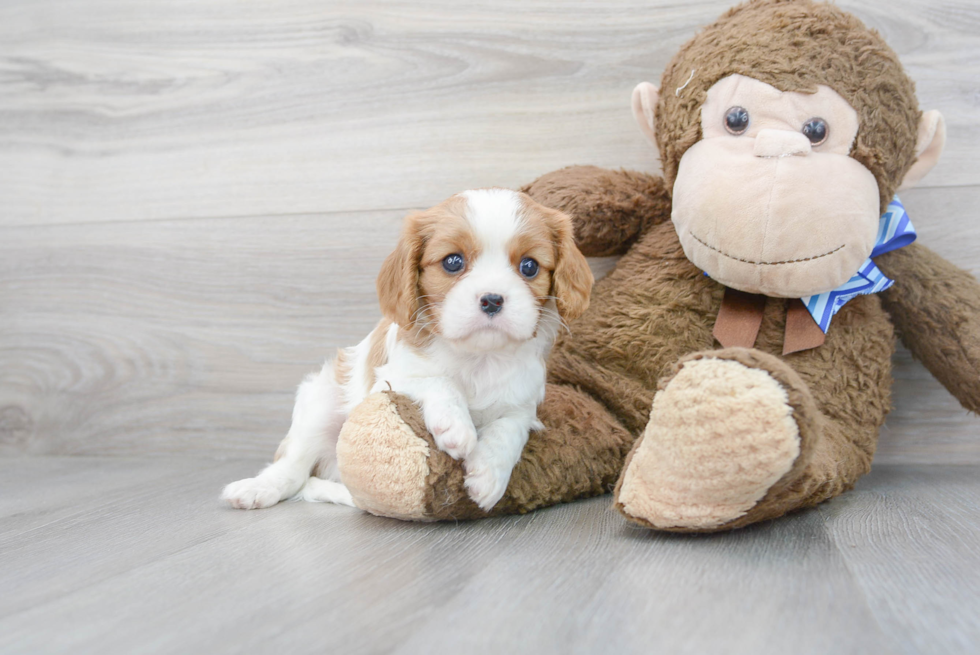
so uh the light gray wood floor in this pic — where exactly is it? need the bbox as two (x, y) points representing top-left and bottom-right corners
(2, 0), (979, 653)
(1, 458), (979, 655)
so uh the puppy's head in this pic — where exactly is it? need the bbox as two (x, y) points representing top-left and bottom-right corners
(377, 188), (593, 351)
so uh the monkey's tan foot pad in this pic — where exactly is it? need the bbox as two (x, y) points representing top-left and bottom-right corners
(614, 350), (811, 531)
(336, 391), (489, 521)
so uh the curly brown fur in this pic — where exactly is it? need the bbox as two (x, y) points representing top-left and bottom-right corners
(611, 340), (889, 532)
(555, 224), (894, 524)
(374, 216), (900, 529)
(547, 222), (719, 433)
(877, 243), (980, 413)
(337, 0), (978, 531)
(612, 347), (823, 531)
(521, 166), (671, 257)
(385, 386), (634, 521)
(656, 0), (920, 213)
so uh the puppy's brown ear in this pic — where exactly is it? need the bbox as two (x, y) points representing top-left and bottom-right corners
(547, 206), (594, 323)
(377, 213), (425, 328)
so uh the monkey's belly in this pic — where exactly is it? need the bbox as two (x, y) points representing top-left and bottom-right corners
(548, 223), (896, 438)
(547, 227), (722, 433)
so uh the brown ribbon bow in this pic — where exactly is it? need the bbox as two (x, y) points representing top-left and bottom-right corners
(713, 288), (826, 355)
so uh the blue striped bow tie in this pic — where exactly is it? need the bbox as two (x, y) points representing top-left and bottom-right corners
(800, 197), (916, 333)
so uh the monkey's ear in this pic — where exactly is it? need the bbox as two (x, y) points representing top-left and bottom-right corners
(898, 110), (946, 191)
(631, 82), (660, 151)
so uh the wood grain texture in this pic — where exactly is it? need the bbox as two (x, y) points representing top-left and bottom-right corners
(0, 188), (975, 461)
(1, 458), (977, 654)
(0, 241), (386, 457)
(0, 0), (977, 226)
(1, 3), (978, 653)
(0, 210), (399, 457)
(0, 1), (978, 459)
(819, 465), (980, 655)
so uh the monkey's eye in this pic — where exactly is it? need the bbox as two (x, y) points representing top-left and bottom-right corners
(519, 257), (539, 279)
(724, 106), (750, 135)
(802, 118), (828, 145)
(442, 254), (465, 273)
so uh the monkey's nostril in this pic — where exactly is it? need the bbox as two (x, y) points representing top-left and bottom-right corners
(480, 294), (504, 316)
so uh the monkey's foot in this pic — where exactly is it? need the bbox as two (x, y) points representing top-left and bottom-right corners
(335, 391), (444, 521)
(337, 386), (633, 522)
(614, 349), (817, 532)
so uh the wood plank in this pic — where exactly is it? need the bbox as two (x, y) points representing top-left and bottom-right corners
(0, 458), (281, 618)
(1, 186), (978, 460)
(13, 458), (970, 655)
(392, 507), (890, 655)
(899, 185), (979, 277)
(6, 459), (977, 654)
(820, 465), (980, 655)
(0, 457), (220, 531)
(0, 456), (555, 653)
(0, 210), (400, 457)
(0, 0), (977, 227)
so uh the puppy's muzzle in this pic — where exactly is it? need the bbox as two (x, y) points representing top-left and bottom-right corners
(480, 293), (504, 316)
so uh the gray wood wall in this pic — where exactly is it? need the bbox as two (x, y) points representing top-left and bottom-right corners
(1, 0), (977, 461)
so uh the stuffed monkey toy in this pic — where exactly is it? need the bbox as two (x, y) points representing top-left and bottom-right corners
(334, 0), (980, 531)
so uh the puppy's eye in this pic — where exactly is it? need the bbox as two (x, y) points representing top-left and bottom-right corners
(442, 253), (465, 273)
(519, 257), (539, 278)
(724, 106), (749, 135)
(802, 118), (828, 145)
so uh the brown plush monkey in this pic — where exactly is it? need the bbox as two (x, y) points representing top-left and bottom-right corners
(334, 0), (980, 531)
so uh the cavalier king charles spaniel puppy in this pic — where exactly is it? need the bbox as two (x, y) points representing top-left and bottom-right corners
(222, 188), (593, 512)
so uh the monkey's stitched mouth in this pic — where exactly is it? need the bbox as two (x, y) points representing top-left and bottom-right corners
(690, 232), (845, 266)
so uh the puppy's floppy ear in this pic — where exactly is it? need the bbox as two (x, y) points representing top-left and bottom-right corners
(547, 206), (594, 323)
(377, 212), (425, 328)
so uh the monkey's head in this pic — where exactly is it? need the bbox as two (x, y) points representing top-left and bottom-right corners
(632, 0), (945, 297)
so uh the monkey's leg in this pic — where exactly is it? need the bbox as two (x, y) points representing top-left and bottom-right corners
(335, 384), (634, 521)
(614, 347), (886, 532)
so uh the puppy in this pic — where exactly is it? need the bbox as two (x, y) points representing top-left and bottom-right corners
(222, 188), (593, 512)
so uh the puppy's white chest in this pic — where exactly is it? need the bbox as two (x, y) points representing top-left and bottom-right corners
(455, 352), (545, 425)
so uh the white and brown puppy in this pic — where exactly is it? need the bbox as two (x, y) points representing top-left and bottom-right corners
(222, 188), (593, 512)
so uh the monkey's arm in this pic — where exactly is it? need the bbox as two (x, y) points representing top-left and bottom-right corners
(521, 165), (671, 256)
(877, 242), (980, 413)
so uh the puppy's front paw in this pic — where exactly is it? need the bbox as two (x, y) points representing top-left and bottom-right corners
(463, 450), (511, 511)
(424, 403), (477, 460)
(221, 477), (283, 510)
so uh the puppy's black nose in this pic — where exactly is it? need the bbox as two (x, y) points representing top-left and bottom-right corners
(480, 293), (504, 316)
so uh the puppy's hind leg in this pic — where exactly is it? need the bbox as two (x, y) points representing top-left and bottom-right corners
(222, 362), (346, 510)
(298, 477), (356, 507)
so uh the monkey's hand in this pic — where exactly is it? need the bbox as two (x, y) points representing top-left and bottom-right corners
(878, 242), (980, 413)
(521, 165), (671, 257)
